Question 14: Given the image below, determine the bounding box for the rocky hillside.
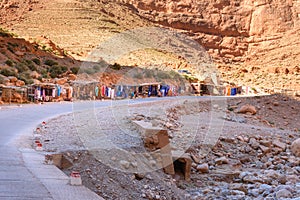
[124,0,300,64]
[0,0,299,90]
[0,27,82,86]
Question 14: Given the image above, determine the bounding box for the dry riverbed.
[36,94,300,199]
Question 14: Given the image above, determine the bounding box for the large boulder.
[68,74,77,81]
[237,104,257,115]
[291,138,300,157]
[15,80,25,87]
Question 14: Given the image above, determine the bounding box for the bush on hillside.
[0,68,17,77]
[15,63,29,73]
[110,63,121,70]
[22,60,37,71]
[70,66,79,74]
[48,65,68,78]
[18,72,34,85]
[5,60,14,67]
[44,59,58,66]
[32,58,41,65]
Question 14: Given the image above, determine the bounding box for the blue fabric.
[231,88,237,96]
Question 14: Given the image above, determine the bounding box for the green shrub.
[32,58,41,65]
[7,42,18,48]
[22,60,37,71]
[70,66,80,74]
[60,65,68,73]
[49,65,62,78]
[48,65,68,78]
[5,59,14,67]
[110,63,121,70]
[15,63,29,73]
[18,75,34,84]
[0,68,17,77]
[7,45,14,53]
[0,28,11,37]
[41,69,49,78]
[44,59,58,66]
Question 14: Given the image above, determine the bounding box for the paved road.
[0,96,224,199]
[0,97,184,199]
[0,101,112,200]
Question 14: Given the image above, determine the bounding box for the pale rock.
[242,174,263,184]
[68,73,77,81]
[259,184,272,194]
[215,156,229,165]
[190,152,200,163]
[291,138,300,157]
[286,175,299,184]
[230,183,248,194]
[249,138,259,150]
[259,145,271,154]
[273,140,286,150]
[8,76,18,83]
[260,139,272,147]
[276,189,292,199]
[120,160,130,169]
[237,104,257,115]
[265,169,280,179]
[196,163,209,173]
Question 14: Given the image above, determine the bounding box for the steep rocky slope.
[124,0,300,64]
[122,0,300,90]
[0,0,299,90]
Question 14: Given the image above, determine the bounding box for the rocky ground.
[36,94,300,199]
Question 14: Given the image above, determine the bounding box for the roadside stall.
[0,86,28,103]
[27,83,61,102]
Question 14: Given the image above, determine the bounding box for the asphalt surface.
[0,96,224,199]
[0,97,182,200]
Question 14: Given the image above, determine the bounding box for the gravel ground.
[36,94,300,199]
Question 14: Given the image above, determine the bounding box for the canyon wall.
[123,0,300,65]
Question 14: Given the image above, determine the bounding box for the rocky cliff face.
[123,0,300,64]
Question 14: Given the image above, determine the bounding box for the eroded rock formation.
[123,0,300,64]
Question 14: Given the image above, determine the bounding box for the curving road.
[0,97,188,199]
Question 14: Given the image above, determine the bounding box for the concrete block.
[172,151,192,181]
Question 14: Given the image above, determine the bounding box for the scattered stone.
[237,136,244,142]
[273,140,286,150]
[230,183,248,194]
[190,152,201,163]
[273,102,279,106]
[276,189,292,199]
[259,145,271,154]
[134,173,145,180]
[215,156,229,165]
[120,160,130,169]
[249,138,260,150]
[237,104,257,115]
[196,163,209,173]
[259,184,272,194]
[278,175,287,184]
[242,174,263,184]
[260,140,272,147]
[291,138,300,157]
[265,170,280,179]
[222,114,247,123]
